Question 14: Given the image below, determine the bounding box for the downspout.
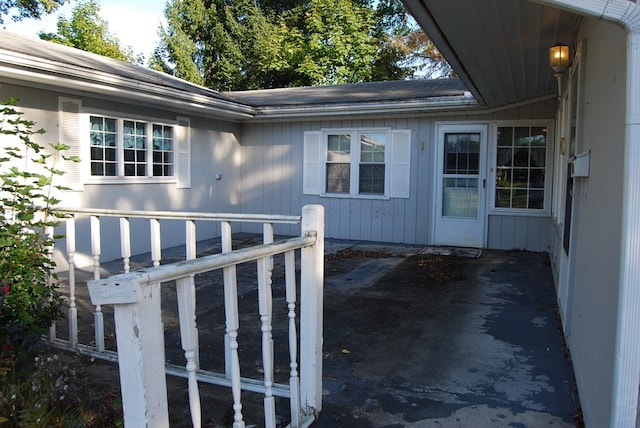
[539,0,640,425]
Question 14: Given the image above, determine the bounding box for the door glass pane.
[444,133,480,174]
[442,132,480,218]
[442,177,478,218]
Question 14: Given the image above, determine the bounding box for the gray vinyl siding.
[239,100,556,247]
[547,17,626,428]
[487,215,550,251]
[0,82,243,265]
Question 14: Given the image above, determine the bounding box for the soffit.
[403,0,582,107]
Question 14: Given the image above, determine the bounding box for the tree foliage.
[38,0,139,63]
[151,0,449,91]
[0,0,65,24]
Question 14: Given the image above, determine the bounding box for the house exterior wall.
[549,17,626,427]
[487,215,550,251]
[239,101,556,249]
[0,82,243,266]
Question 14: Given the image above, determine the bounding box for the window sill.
[320,193,390,201]
[489,208,551,217]
[86,177,177,185]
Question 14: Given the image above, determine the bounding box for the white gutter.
[538,1,640,426]
[249,95,479,120]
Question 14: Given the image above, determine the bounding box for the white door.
[434,124,487,247]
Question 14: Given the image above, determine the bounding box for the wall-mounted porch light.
[549,43,570,98]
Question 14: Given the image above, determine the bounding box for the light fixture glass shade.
[549,44,570,72]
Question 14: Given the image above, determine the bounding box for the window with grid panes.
[325,131,387,196]
[152,124,173,177]
[495,126,547,210]
[89,115,174,179]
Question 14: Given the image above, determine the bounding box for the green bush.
[0,98,79,363]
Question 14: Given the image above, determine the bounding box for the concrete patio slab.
[314,241,580,427]
[54,237,581,427]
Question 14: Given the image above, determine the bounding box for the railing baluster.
[150,218,161,267]
[176,276,201,428]
[258,256,276,428]
[264,222,274,270]
[55,206,323,427]
[46,225,56,341]
[120,217,131,273]
[285,249,301,427]
[222,221,233,379]
[221,221,245,428]
[90,215,105,352]
[66,217,78,347]
[186,220,199,369]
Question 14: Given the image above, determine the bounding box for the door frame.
[432,122,489,248]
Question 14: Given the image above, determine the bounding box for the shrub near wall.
[0,98,77,362]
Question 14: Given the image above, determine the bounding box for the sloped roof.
[0,30,477,120]
[223,78,476,119]
[0,30,255,120]
[0,30,230,101]
[223,78,468,107]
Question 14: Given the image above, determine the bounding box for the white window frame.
[84,110,178,184]
[303,128,410,199]
[488,120,554,216]
[322,128,391,199]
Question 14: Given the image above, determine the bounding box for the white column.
[88,277,169,427]
[612,26,640,428]
[299,204,324,414]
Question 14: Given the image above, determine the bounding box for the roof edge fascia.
[249,95,479,120]
[0,51,256,120]
[243,94,558,123]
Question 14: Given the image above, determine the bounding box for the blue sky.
[2,0,166,59]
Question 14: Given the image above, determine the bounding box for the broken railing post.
[299,204,324,416]
[87,275,169,428]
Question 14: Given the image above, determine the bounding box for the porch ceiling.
[403,0,582,108]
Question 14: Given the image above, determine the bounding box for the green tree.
[38,0,138,63]
[0,0,65,24]
[152,0,420,90]
[285,0,384,85]
[152,0,289,90]
[372,0,452,79]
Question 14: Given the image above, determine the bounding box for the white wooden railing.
[47,205,324,428]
